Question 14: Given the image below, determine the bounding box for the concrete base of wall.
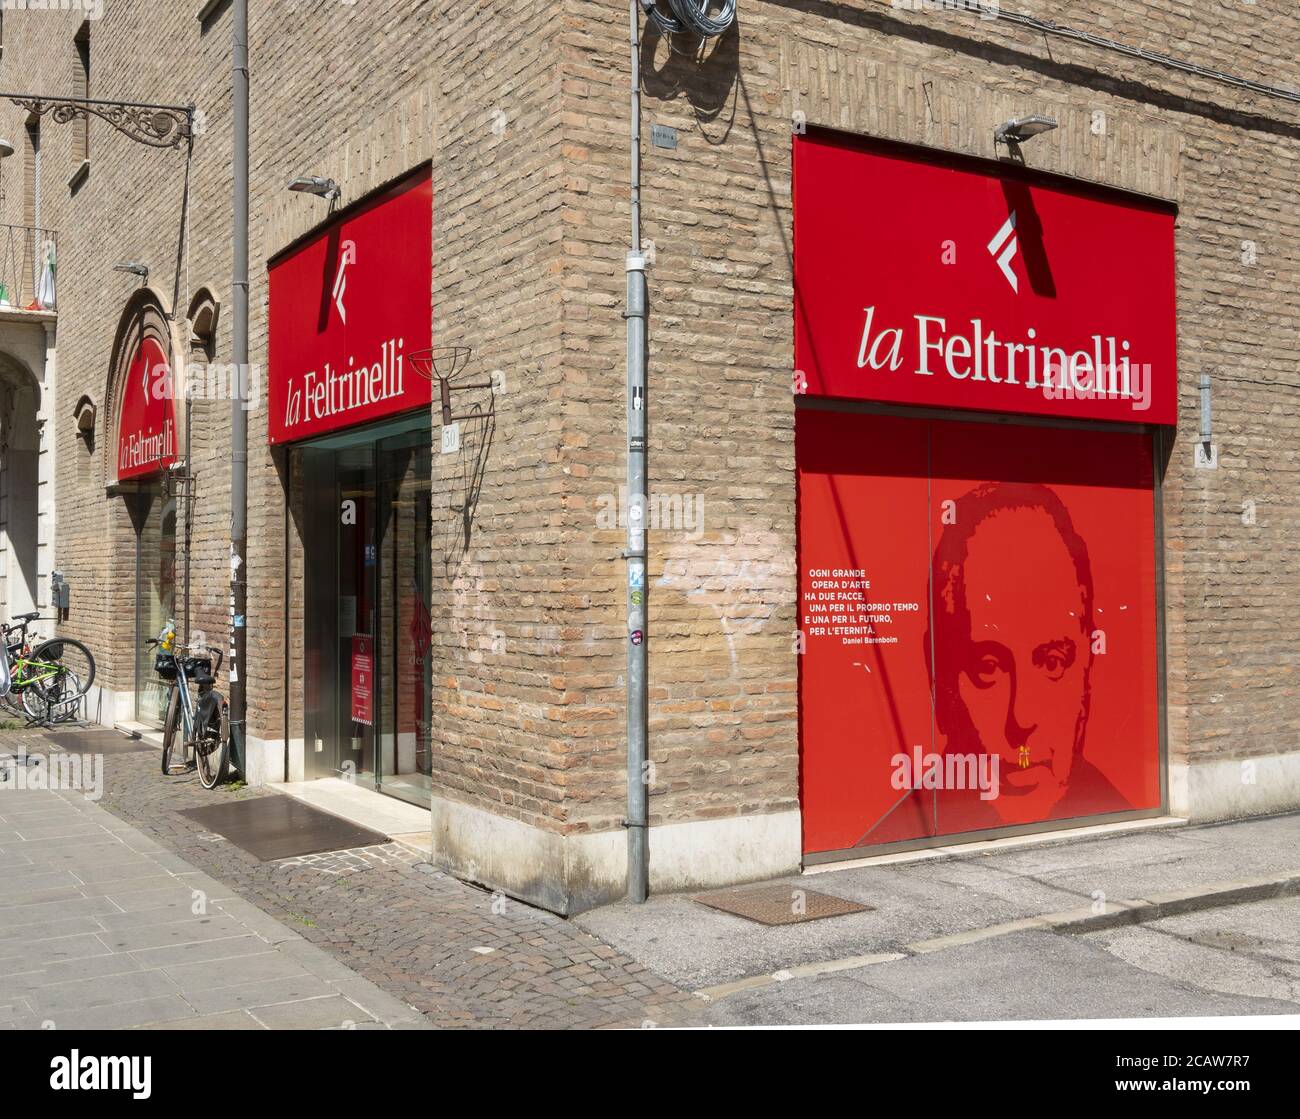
[242,736,307,785]
[245,735,283,786]
[85,684,128,728]
[1170,750,1300,822]
[430,795,802,916]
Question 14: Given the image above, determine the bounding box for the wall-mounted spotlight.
[113,261,150,281]
[288,175,340,201]
[995,115,1059,145]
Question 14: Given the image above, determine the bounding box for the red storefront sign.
[794,131,1170,857]
[793,132,1178,425]
[268,168,432,445]
[351,634,373,726]
[116,335,178,481]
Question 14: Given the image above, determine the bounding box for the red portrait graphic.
[797,409,1162,856]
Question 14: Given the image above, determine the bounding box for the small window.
[74,22,91,166]
[24,119,40,232]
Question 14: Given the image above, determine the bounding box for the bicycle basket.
[154,652,178,680]
[184,657,214,685]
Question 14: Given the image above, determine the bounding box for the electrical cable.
[641,0,736,38]
[961,2,1300,106]
[644,0,1297,105]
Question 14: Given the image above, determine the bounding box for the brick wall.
[0,0,1293,884]
[0,2,449,737]
[553,0,1300,837]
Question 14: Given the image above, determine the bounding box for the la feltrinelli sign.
[794,131,1178,425]
[268,167,432,445]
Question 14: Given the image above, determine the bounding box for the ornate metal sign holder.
[0,92,194,149]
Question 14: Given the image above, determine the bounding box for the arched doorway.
[105,290,186,726]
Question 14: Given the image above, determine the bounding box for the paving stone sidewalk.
[0,744,429,1030]
[1,726,701,1029]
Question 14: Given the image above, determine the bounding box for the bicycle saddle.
[12,612,39,623]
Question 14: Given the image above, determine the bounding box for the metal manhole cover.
[178,796,389,861]
[693,884,871,926]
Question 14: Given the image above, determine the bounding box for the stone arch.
[186,285,221,360]
[104,286,187,489]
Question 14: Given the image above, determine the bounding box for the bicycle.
[2,612,96,725]
[149,622,231,789]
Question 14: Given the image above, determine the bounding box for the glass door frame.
[374,424,434,808]
[131,478,177,727]
[293,411,433,806]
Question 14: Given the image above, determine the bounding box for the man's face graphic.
[955,507,1090,824]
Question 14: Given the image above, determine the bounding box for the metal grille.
[179,796,389,862]
[693,884,871,926]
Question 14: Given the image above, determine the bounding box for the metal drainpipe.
[229,0,249,776]
[624,0,649,903]
[183,393,191,644]
[283,484,290,783]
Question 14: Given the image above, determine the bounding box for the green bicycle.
[1,612,96,725]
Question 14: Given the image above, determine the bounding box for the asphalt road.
[701,896,1300,1026]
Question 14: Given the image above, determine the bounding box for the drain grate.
[178,796,389,861]
[693,883,871,926]
[43,730,154,755]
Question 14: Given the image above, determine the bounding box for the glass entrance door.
[375,428,433,805]
[135,480,176,725]
[296,416,432,803]
[301,439,378,784]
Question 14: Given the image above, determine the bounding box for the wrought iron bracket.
[408,347,497,426]
[1,92,194,149]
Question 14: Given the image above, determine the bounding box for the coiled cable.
[641,0,736,38]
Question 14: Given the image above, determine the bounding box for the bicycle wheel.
[5,653,30,716]
[31,639,95,698]
[21,683,48,723]
[195,695,230,789]
[161,687,183,775]
[3,685,26,717]
[39,671,83,724]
